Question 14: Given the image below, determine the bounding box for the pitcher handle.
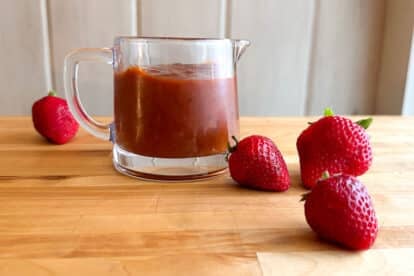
[63,48,113,141]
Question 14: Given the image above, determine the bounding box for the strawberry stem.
[324,107,334,117]
[355,117,373,130]
[48,90,57,97]
[300,192,310,202]
[321,171,330,180]
[227,136,239,153]
[225,136,239,162]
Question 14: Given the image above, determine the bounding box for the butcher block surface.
[0,116,413,275]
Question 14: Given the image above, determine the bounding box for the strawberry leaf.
[356,118,373,130]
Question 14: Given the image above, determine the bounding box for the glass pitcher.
[64,37,250,180]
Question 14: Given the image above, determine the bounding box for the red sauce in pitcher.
[114,64,239,158]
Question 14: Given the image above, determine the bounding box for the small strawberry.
[32,91,79,144]
[297,108,373,189]
[303,173,378,250]
[227,135,290,191]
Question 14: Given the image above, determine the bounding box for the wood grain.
[0,117,413,275]
[0,254,261,276]
[258,248,414,276]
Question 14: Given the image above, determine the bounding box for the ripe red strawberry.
[32,91,79,144]
[227,135,290,191]
[303,173,378,250]
[297,108,373,189]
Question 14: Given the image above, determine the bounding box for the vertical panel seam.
[373,0,388,114]
[137,0,143,35]
[225,0,232,38]
[131,0,138,35]
[219,0,225,37]
[303,0,319,115]
[40,0,54,90]
[219,0,230,38]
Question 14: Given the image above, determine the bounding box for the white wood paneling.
[307,0,385,115]
[140,0,224,37]
[48,0,136,116]
[231,0,313,116]
[0,0,50,115]
[376,0,414,114]
[0,0,410,116]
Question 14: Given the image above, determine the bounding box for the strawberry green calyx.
[356,117,373,130]
[321,107,372,130]
[308,107,334,125]
[324,107,334,117]
[48,90,57,97]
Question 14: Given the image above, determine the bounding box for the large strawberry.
[303,173,378,250]
[297,108,373,189]
[32,91,79,144]
[227,135,290,192]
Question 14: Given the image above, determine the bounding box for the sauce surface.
[114,64,239,158]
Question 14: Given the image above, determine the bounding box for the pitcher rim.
[114,36,249,43]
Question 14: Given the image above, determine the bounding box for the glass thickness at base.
[112,144,228,181]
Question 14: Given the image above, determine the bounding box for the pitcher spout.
[233,39,250,61]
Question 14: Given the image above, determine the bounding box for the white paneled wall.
[376,0,414,114]
[402,33,414,115]
[48,0,135,116]
[0,0,50,115]
[402,31,414,115]
[140,0,224,37]
[307,0,385,115]
[231,0,313,115]
[1,0,412,116]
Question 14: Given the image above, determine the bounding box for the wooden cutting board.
[0,116,413,275]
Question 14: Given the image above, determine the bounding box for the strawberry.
[303,173,378,250]
[32,91,79,144]
[227,135,290,191]
[296,108,373,189]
